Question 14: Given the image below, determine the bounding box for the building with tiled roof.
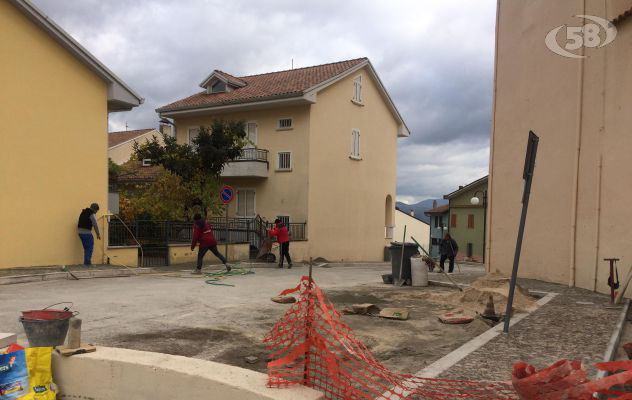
[2,0,142,269]
[157,57,409,262]
[108,128,163,165]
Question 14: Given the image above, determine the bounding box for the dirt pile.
[445,272,537,314]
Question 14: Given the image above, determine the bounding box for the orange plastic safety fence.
[265,277,632,400]
[264,276,519,399]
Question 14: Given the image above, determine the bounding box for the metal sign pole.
[504,131,539,334]
[225,203,229,259]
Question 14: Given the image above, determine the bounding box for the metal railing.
[108,218,307,249]
[233,148,268,162]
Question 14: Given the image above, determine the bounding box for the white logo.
[545,15,617,58]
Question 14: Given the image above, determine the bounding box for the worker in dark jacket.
[269,219,292,269]
[439,233,459,273]
[191,214,231,274]
[77,203,101,266]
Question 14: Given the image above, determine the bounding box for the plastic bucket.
[411,256,428,287]
[20,317,70,347]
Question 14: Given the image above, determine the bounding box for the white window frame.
[350,129,361,160]
[141,159,152,167]
[236,188,256,218]
[276,151,292,171]
[277,117,293,131]
[188,126,200,146]
[244,121,257,147]
[352,75,363,105]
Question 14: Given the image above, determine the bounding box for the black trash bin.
[389,242,418,283]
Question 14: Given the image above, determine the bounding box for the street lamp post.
[470,190,487,263]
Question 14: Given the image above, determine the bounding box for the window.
[277,216,290,226]
[141,159,152,167]
[352,75,362,103]
[468,214,475,229]
[211,80,226,93]
[236,190,255,217]
[451,214,457,228]
[244,122,257,147]
[277,152,291,170]
[188,127,200,146]
[351,129,361,159]
[431,238,439,245]
[277,118,293,130]
[434,216,439,228]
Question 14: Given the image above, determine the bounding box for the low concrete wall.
[169,243,250,264]
[107,243,251,267]
[52,347,323,400]
[106,246,138,267]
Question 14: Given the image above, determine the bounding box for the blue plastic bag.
[0,350,29,399]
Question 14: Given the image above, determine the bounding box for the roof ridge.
[109,128,154,135]
[236,57,368,79]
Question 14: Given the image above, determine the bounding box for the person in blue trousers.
[77,203,101,266]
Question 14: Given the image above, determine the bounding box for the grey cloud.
[32,0,496,203]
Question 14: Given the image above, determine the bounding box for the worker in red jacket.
[269,218,292,269]
[191,213,231,274]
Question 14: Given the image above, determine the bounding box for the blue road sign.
[220,185,235,204]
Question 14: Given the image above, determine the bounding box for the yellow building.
[0,0,143,268]
[488,1,632,295]
[393,208,430,251]
[157,58,409,262]
[109,129,163,165]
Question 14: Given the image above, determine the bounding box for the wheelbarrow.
[256,237,279,263]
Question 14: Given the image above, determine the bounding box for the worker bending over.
[269,219,293,269]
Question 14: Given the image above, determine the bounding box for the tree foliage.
[126,120,247,219]
[133,120,247,180]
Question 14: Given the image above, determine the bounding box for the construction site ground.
[0,262,623,381]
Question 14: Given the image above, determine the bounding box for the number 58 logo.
[545,15,617,58]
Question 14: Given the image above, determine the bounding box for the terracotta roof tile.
[111,160,163,184]
[108,129,155,148]
[157,58,368,113]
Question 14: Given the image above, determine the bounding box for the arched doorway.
[385,195,394,238]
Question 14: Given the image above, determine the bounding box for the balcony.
[220,148,269,178]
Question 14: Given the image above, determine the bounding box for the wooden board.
[56,343,96,356]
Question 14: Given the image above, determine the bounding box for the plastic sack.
[0,349,29,399]
[20,347,56,400]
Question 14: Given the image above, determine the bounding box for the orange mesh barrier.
[265,276,632,400]
[264,276,519,399]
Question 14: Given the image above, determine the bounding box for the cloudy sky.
[33,0,496,204]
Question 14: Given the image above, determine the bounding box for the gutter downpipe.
[486,0,501,273]
[569,3,586,288]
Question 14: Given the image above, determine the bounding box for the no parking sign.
[219,185,235,204]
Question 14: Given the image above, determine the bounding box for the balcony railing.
[233,148,268,162]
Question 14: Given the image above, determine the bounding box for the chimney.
[410,210,415,217]
[459,185,464,189]
[432,200,437,208]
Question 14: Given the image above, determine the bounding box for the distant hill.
[396,199,448,224]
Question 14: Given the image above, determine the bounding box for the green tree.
[132,120,247,217]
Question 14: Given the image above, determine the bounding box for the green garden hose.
[204,267,254,286]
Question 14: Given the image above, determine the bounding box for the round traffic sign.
[219,185,235,204]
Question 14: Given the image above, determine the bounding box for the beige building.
[488,0,632,295]
[108,129,162,165]
[1,0,142,268]
[394,208,430,250]
[157,58,409,262]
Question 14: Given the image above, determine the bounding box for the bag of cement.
[0,348,29,399]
